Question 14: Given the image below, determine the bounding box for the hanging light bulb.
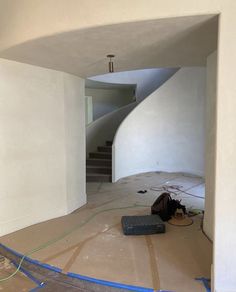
[107,54,115,73]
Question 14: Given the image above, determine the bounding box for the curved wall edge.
[86,102,137,155]
[113,67,206,182]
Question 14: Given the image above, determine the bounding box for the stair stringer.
[112,67,206,182]
[86,102,137,156]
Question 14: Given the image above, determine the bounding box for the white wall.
[203,51,217,242]
[85,96,93,125]
[90,68,178,102]
[64,73,86,213]
[113,67,206,182]
[85,87,134,120]
[1,3,236,290]
[86,102,136,155]
[0,58,86,236]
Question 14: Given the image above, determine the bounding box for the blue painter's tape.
[9,258,46,292]
[0,243,172,292]
[25,257,62,273]
[195,277,211,292]
[11,260,43,286]
[67,272,154,292]
[29,283,46,292]
[0,243,23,258]
[0,243,61,273]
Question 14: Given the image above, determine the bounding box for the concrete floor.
[0,172,212,291]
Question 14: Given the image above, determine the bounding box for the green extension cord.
[0,203,149,282]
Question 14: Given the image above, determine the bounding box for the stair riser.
[86,159,112,166]
[89,153,112,159]
[86,167,112,174]
[86,175,112,182]
[97,146,112,153]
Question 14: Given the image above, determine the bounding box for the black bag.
[151,192,186,221]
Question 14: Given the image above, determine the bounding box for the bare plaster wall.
[0,58,86,235]
[85,87,134,120]
[90,68,178,102]
[113,67,206,181]
[0,1,236,290]
[86,102,136,155]
[64,73,86,213]
[204,51,217,242]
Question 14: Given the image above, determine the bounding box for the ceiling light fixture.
[107,54,115,73]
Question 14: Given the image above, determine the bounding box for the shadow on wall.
[112,67,206,182]
[89,68,178,102]
[0,58,86,236]
[86,102,137,156]
[85,68,178,158]
[0,16,217,78]
[85,80,136,121]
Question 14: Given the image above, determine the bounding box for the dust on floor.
[0,172,212,292]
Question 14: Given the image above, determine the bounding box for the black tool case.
[121,215,165,235]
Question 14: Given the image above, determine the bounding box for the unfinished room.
[0,1,236,292]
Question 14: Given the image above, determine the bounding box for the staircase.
[86,141,112,182]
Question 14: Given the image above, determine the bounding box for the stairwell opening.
[84,46,218,292]
[0,11,220,292]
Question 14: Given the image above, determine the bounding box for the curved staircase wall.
[90,68,178,102]
[86,102,136,156]
[85,81,136,121]
[112,67,206,182]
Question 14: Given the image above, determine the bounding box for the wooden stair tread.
[87,142,113,182]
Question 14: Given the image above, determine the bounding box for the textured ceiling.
[0,15,218,77]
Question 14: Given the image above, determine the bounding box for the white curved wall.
[85,86,135,120]
[86,102,136,155]
[204,51,217,241]
[0,58,86,236]
[0,2,236,290]
[90,68,178,102]
[113,67,206,182]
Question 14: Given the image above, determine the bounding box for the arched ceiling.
[0,15,218,77]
